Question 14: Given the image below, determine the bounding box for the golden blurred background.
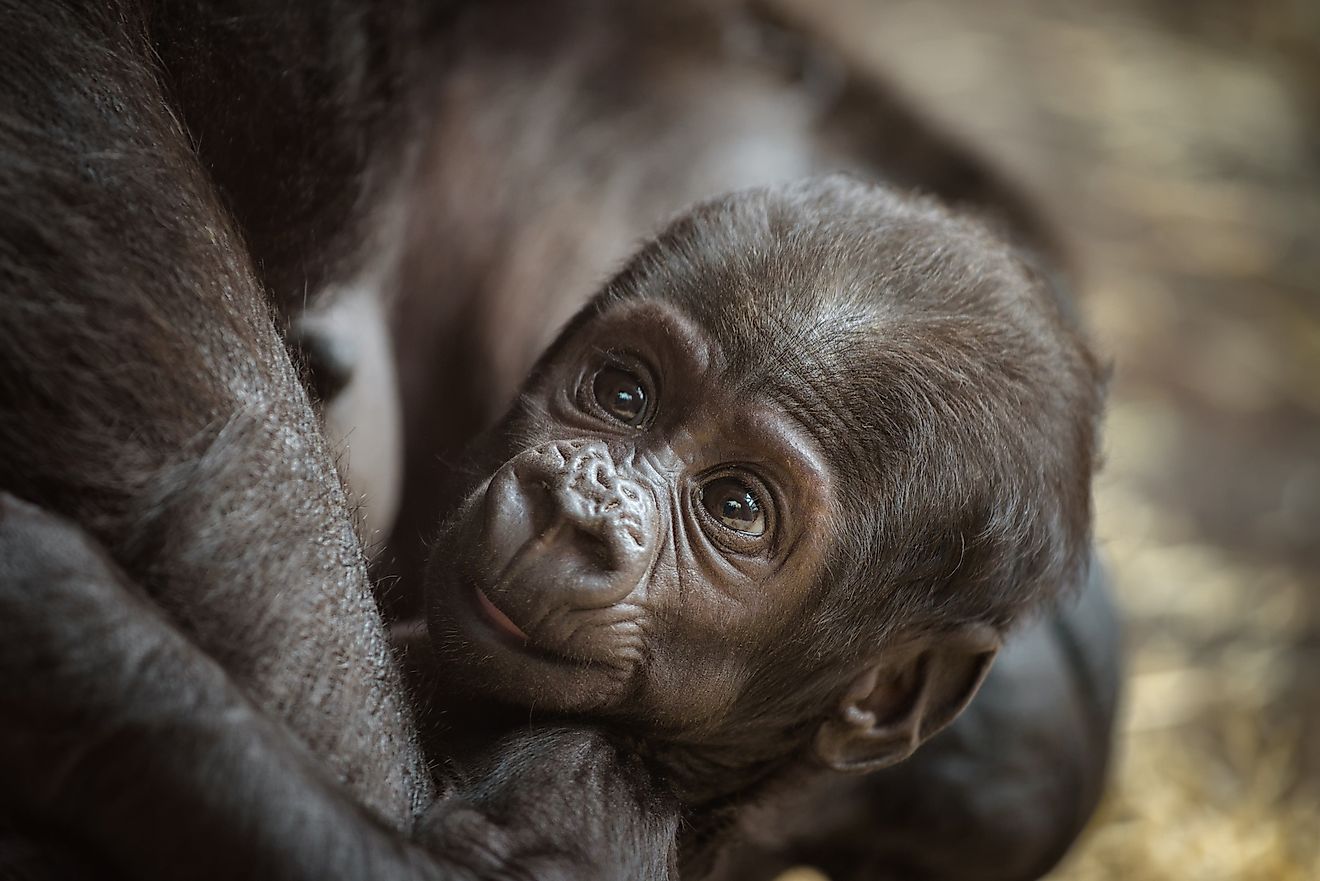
[773,0,1320,878]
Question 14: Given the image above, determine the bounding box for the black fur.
[0,3,1112,879]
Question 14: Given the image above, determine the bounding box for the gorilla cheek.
[640,641,748,731]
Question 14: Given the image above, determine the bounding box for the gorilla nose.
[519,441,650,565]
[486,440,658,607]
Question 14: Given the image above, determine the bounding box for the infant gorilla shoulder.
[425,175,1104,795]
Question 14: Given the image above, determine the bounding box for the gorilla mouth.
[474,586,530,642]
[463,583,621,672]
[467,585,580,665]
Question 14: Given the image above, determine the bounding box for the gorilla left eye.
[700,476,766,536]
[592,366,648,426]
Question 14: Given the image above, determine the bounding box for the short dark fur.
[363,8,1116,874]
[413,178,1105,873]
[609,180,1097,620]
[608,179,1099,725]
[0,496,677,881]
[0,0,429,821]
[2,1,1110,879]
[709,559,1122,881]
[0,3,675,879]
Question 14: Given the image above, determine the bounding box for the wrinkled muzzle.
[478,440,660,639]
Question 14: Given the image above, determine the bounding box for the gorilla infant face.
[426,176,1101,765]
[429,297,837,728]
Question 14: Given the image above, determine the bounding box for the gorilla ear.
[812,624,1001,773]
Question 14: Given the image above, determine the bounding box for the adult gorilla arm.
[0,1,427,824]
[0,5,677,878]
[0,496,677,881]
[0,495,435,879]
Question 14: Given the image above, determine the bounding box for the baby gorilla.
[415,175,1105,857]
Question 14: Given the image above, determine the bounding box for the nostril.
[572,526,613,570]
[510,465,557,538]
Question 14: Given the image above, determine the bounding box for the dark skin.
[396,176,1106,874]
[1,1,1108,878]
[341,8,1115,874]
[376,0,1065,586]
[2,99,1104,876]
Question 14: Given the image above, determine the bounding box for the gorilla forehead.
[599,176,1074,476]
[588,176,1101,638]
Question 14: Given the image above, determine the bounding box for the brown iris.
[700,476,766,536]
[593,366,648,426]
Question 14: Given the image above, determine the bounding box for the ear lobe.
[813,623,1002,773]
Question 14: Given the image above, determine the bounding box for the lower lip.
[462,586,589,669]
[474,587,531,643]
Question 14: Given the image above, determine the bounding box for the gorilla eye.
[592,366,648,426]
[700,476,766,536]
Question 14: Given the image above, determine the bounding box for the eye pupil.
[593,366,647,425]
[701,476,766,536]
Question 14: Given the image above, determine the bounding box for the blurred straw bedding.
[770,0,1320,878]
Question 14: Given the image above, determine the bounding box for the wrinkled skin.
[407,178,1107,875]
[379,0,1064,609]
[0,0,1113,878]
[427,300,838,726]
[336,11,1117,872]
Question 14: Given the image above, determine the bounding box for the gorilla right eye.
[592,366,648,426]
[700,476,767,536]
